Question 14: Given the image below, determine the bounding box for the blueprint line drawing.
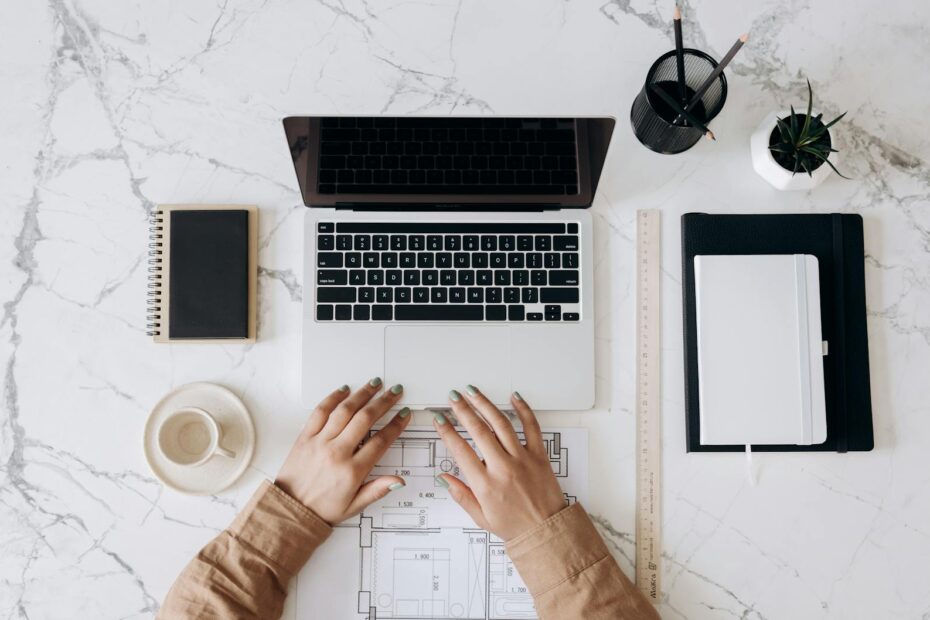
[296,426,588,620]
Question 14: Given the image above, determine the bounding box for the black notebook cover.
[168,210,250,339]
[681,213,874,453]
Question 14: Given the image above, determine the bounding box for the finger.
[432,410,486,482]
[446,390,507,462]
[340,384,405,446]
[302,385,351,437]
[320,377,383,438]
[463,384,523,455]
[355,406,413,466]
[511,391,545,454]
[344,476,406,517]
[437,474,490,530]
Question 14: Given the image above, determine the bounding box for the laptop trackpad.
[384,325,511,407]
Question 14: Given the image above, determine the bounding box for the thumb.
[345,476,404,517]
[439,474,491,531]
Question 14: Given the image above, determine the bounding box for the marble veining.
[2,0,929,618]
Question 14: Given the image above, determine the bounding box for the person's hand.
[432,386,567,540]
[275,378,412,524]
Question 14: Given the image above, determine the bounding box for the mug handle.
[215,445,237,459]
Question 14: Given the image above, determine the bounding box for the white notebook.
[695,254,827,446]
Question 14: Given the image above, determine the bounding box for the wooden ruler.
[635,209,662,602]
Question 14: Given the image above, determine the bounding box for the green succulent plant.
[770,80,849,178]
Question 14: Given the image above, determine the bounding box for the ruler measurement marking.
[635,209,661,602]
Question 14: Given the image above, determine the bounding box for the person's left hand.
[275,378,411,524]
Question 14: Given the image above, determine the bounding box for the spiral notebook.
[147,205,257,343]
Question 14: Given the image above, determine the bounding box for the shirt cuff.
[504,502,609,596]
[228,480,333,577]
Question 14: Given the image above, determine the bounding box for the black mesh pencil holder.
[631,49,727,154]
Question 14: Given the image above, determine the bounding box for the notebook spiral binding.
[146,208,165,336]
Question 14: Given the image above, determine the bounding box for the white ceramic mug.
[157,407,236,466]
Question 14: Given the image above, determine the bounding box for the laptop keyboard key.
[359,287,375,303]
[527,312,543,321]
[467,288,484,303]
[486,305,506,321]
[548,270,580,286]
[318,270,347,285]
[317,252,343,268]
[508,305,525,321]
[336,234,352,250]
[541,288,579,303]
[317,305,334,320]
[487,288,502,304]
[345,253,362,268]
[395,305,483,321]
[413,288,429,303]
[396,287,411,303]
[553,235,579,251]
[563,253,579,268]
[353,305,370,321]
[544,305,561,321]
[318,235,335,250]
[563,312,580,321]
[431,288,448,303]
[354,235,371,250]
[318,287,356,303]
[335,305,352,320]
[521,288,539,304]
[373,305,393,321]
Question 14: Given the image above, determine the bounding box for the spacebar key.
[394,305,484,321]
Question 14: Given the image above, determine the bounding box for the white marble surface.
[2,1,929,618]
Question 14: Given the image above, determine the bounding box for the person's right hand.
[432,386,567,540]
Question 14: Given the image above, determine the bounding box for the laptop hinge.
[334,203,556,212]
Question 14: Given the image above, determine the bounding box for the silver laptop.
[283,116,615,410]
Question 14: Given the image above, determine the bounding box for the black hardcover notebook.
[681,213,873,452]
[147,205,257,342]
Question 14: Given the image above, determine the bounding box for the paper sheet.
[296,426,588,619]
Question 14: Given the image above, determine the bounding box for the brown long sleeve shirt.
[159,481,659,620]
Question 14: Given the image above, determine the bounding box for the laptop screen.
[283,116,615,210]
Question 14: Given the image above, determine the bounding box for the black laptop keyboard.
[315,222,581,322]
[317,117,579,195]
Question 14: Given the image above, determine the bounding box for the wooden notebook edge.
[152,204,258,344]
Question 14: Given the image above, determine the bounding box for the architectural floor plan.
[296,426,588,620]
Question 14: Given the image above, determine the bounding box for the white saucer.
[144,382,255,495]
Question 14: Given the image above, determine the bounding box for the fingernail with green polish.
[435,475,449,488]
[369,376,382,387]
[388,482,405,491]
[433,411,448,425]
[391,383,403,395]
[398,407,411,419]
[449,389,462,402]
[465,384,478,396]
[512,391,523,401]
[338,384,350,392]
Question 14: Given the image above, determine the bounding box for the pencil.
[673,5,686,105]
[677,33,748,123]
[650,83,715,141]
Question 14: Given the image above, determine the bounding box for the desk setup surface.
[2,2,929,619]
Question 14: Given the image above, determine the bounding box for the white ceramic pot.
[750,110,837,191]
